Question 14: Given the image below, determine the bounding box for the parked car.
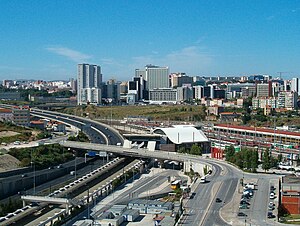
[240,200,250,205]
[239,204,249,209]
[268,206,274,211]
[237,212,247,217]
[270,185,276,191]
[14,141,21,145]
[267,212,275,218]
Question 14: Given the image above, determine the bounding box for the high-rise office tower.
[77,63,102,105]
[291,78,300,95]
[136,65,170,90]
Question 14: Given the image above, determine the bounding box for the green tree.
[178,147,186,153]
[190,144,202,155]
[278,154,283,163]
[234,152,244,169]
[262,149,271,171]
[225,145,235,162]
[250,150,259,172]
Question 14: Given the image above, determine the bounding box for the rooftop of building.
[282,174,300,184]
[122,209,139,216]
[30,120,45,124]
[153,125,209,144]
[128,199,173,208]
[0,108,12,113]
[12,105,30,110]
[219,112,241,115]
[215,124,300,138]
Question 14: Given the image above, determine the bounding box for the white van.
[200,176,206,183]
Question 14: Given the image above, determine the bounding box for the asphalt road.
[30,109,123,145]
[181,163,229,226]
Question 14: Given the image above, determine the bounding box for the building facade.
[77,63,102,105]
[144,65,169,90]
[12,106,30,127]
[291,77,300,95]
[149,88,177,104]
[256,83,271,98]
[281,175,300,214]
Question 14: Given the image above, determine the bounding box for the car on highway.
[190,192,196,199]
[215,198,222,203]
[237,212,247,217]
[57,164,62,169]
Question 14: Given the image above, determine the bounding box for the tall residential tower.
[77,63,102,105]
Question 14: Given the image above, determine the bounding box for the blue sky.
[0,0,299,81]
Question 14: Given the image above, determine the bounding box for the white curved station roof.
[153,125,209,144]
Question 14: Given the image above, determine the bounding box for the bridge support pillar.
[23,200,26,207]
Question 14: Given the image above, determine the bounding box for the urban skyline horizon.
[1,66,298,83]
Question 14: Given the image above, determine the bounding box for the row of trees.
[261,149,280,171]
[225,145,281,172]
[8,144,72,168]
[225,146,258,172]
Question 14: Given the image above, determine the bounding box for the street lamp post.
[74,157,77,180]
[87,186,90,219]
[32,161,36,195]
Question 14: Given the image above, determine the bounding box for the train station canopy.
[153,125,209,144]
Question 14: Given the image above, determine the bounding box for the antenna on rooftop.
[277,72,292,79]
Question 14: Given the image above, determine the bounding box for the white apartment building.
[80,88,102,105]
[291,78,300,95]
[194,85,203,99]
[77,64,102,105]
[278,91,298,110]
[252,91,298,110]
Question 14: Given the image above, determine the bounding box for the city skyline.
[1,0,300,81]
